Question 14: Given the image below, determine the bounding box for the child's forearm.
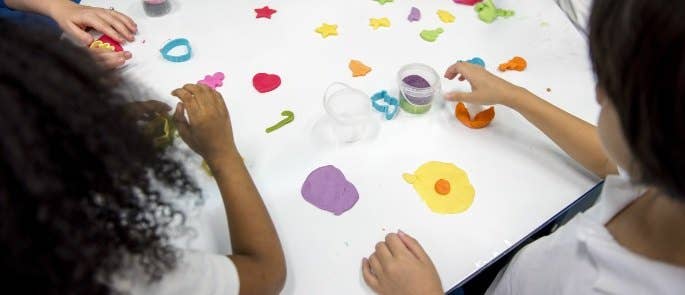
[208,151,286,295]
[4,0,74,17]
[507,88,618,178]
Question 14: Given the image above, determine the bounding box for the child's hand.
[362,232,443,295]
[443,61,524,107]
[89,48,132,70]
[50,2,137,45]
[171,84,238,163]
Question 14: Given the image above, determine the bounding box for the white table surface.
[82,0,600,293]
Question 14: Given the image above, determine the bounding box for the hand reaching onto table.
[50,1,137,45]
[362,232,443,295]
[443,61,525,107]
[171,83,238,163]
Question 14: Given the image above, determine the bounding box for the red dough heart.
[253,73,281,93]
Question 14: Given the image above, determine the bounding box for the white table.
[82,0,599,293]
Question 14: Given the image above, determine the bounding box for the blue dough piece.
[160,38,192,62]
[371,90,400,120]
[466,57,485,67]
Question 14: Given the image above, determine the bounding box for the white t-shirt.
[555,0,593,33]
[486,175,685,294]
[114,250,240,295]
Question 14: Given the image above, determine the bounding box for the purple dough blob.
[401,75,433,105]
[408,7,421,22]
[301,165,359,216]
[402,75,430,88]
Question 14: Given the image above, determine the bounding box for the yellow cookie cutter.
[89,40,115,51]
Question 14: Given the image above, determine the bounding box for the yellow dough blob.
[403,161,475,214]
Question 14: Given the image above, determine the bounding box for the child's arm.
[444,62,618,178]
[172,84,286,295]
[5,0,137,44]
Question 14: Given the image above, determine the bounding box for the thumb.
[173,103,191,140]
[443,91,475,102]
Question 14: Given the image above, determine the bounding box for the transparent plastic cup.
[143,0,171,17]
[323,82,374,143]
[397,63,441,114]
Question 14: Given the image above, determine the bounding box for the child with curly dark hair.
[0,20,285,295]
[362,0,685,294]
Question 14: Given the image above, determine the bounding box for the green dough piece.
[266,110,295,133]
[143,115,176,149]
[475,0,514,24]
[420,28,444,42]
[375,0,394,5]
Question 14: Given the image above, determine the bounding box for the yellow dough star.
[369,17,391,30]
[315,23,338,38]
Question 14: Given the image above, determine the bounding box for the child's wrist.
[46,0,76,19]
[206,149,242,174]
[503,86,531,110]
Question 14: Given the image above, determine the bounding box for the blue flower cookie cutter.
[371,90,399,120]
[160,38,192,62]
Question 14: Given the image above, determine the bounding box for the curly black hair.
[0,21,200,294]
[589,0,685,200]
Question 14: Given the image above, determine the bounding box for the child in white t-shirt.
[361,1,685,294]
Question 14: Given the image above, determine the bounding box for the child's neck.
[607,188,685,267]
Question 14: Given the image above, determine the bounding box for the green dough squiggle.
[266,110,295,133]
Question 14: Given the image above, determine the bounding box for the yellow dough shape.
[369,17,391,30]
[437,10,456,23]
[315,23,339,38]
[89,40,115,51]
[403,161,475,214]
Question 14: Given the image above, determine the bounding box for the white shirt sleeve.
[118,250,240,295]
[555,0,593,33]
[485,176,685,295]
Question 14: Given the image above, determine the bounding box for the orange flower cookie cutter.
[455,102,495,129]
[498,56,527,72]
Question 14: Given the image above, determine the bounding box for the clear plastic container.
[143,0,171,17]
[397,63,441,114]
[323,82,374,143]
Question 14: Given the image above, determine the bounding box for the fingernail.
[398,230,406,236]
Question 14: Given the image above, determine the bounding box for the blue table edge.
[446,181,604,294]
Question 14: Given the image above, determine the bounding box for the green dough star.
[375,0,394,5]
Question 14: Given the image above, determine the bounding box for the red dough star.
[255,6,277,19]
